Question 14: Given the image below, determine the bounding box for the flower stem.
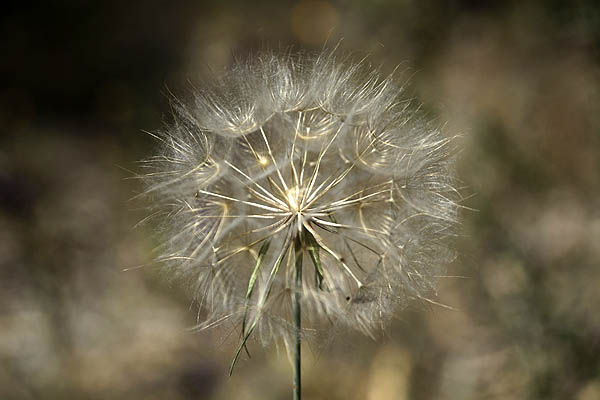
[292,234,303,400]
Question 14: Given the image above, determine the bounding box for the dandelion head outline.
[142,49,460,353]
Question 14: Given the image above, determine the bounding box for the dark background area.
[2,1,599,399]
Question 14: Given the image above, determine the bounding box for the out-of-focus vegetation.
[1,1,599,399]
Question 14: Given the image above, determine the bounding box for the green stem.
[292,233,303,400]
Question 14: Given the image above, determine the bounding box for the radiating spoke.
[311,217,388,236]
[315,187,392,213]
[301,121,345,208]
[197,189,283,213]
[224,160,288,209]
[303,127,391,209]
[260,126,290,192]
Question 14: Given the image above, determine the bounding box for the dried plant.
[141,49,460,398]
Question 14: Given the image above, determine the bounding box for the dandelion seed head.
[142,49,460,348]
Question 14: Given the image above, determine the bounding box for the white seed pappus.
[141,50,460,349]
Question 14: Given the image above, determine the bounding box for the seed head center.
[286,186,302,214]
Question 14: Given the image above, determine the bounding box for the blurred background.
[1,1,599,399]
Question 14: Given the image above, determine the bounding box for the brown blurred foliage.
[1,1,599,399]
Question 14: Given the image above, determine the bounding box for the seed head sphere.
[143,50,460,349]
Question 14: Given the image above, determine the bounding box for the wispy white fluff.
[141,49,460,348]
